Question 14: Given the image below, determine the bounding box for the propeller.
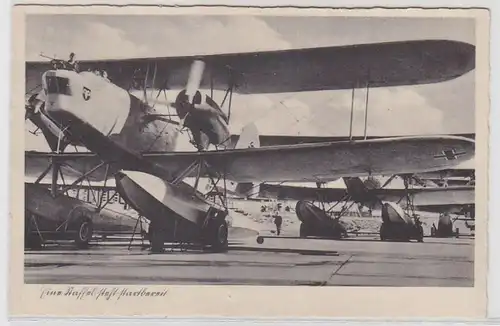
[176,60,206,130]
[139,60,205,128]
[185,60,205,103]
[25,93,41,121]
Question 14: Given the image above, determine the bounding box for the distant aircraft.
[25,182,141,248]
[24,40,475,251]
[254,175,474,241]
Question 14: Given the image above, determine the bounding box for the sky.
[24,15,476,153]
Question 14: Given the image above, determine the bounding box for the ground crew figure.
[274,215,283,236]
[431,222,437,237]
[66,52,78,71]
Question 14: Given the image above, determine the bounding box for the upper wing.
[26,40,475,95]
[144,135,475,183]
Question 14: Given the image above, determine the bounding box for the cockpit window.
[45,76,72,95]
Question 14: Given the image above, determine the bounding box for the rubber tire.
[299,222,310,238]
[204,218,229,252]
[417,225,424,242]
[149,222,165,254]
[379,223,387,241]
[74,218,93,249]
[24,211,42,250]
[25,233,42,250]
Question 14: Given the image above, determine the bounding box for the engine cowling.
[25,91,76,151]
[173,89,231,150]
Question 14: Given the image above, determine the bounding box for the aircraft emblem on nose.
[82,87,91,101]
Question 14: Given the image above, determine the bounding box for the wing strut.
[363,82,371,140]
[348,86,355,140]
[348,80,371,140]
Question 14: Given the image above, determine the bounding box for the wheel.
[67,206,94,249]
[24,211,43,250]
[299,222,310,238]
[417,225,424,242]
[203,217,229,252]
[148,221,165,253]
[256,236,264,244]
[74,218,93,249]
[379,223,387,241]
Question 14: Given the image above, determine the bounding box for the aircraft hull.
[295,200,347,238]
[379,202,423,242]
[114,170,213,237]
[430,213,457,238]
[380,201,414,224]
[295,200,331,225]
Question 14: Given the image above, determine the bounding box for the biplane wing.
[25,152,111,182]
[346,178,474,207]
[26,40,475,95]
[27,135,474,184]
[230,133,475,147]
[252,179,474,206]
[144,135,475,183]
[416,168,475,180]
[256,179,474,216]
[345,176,474,215]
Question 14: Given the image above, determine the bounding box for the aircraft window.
[45,76,72,95]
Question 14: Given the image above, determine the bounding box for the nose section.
[42,69,82,125]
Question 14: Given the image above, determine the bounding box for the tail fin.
[229,123,260,198]
[234,182,256,198]
[343,177,370,201]
[234,122,260,149]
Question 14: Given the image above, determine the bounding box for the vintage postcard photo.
[9,5,490,318]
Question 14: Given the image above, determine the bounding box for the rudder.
[234,122,260,149]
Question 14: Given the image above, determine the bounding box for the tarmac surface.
[24,234,474,287]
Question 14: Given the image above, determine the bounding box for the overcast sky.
[25,15,476,152]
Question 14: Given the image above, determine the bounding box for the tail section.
[234,122,260,149]
[234,182,256,198]
[230,123,260,198]
[343,177,370,201]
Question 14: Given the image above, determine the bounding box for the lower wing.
[145,135,475,183]
[26,135,475,184]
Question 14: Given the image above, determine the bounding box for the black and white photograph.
[15,7,489,305]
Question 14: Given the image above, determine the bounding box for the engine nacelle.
[25,91,79,151]
[174,89,231,150]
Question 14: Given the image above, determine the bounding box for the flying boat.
[24,39,476,252]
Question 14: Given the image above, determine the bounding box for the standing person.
[274,215,283,236]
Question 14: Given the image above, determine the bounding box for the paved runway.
[24,235,474,287]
